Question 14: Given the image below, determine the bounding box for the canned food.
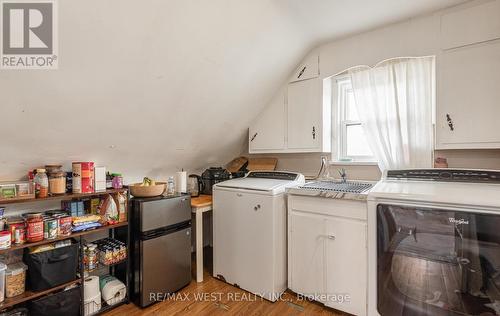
[57,216,72,236]
[43,218,58,239]
[26,216,44,242]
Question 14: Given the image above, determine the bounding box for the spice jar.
[34,169,49,198]
[25,213,44,243]
[48,171,66,195]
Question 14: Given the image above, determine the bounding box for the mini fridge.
[130,194,192,307]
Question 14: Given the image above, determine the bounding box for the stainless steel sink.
[299,180,373,194]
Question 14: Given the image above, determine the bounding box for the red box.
[72,162,94,193]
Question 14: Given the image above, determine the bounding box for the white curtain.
[348,57,435,171]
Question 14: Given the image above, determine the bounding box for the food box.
[72,162,94,194]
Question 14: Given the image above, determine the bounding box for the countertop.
[191,194,212,208]
[286,180,378,201]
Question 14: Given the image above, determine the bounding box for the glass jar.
[48,171,66,195]
[111,173,123,189]
[34,169,49,198]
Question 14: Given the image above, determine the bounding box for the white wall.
[249,0,500,179]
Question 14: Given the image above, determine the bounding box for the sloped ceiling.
[0,0,465,182]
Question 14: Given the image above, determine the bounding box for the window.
[333,77,376,163]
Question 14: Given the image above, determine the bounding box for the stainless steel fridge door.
[140,196,191,232]
[140,227,192,306]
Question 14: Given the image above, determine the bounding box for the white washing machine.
[213,171,305,301]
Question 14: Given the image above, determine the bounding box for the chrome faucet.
[338,168,347,183]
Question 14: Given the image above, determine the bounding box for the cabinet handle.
[297,66,307,79]
[250,132,258,142]
[446,114,454,131]
[312,126,316,140]
[327,235,335,240]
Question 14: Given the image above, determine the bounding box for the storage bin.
[23,241,79,291]
[5,262,27,298]
[28,286,81,316]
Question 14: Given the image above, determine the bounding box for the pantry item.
[0,207,4,230]
[0,250,22,265]
[66,171,73,193]
[72,162,95,193]
[25,214,44,243]
[44,165,62,174]
[98,195,118,224]
[57,215,72,236]
[167,176,175,195]
[34,169,49,198]
[0,231,11,249]
[94,166,106,192]
[43,217,58,240]
[106,172,113,189]
[83,244,98,271]
[14,227,25,245]
[0,184,16,199]
[115,192,127,222]
[0,262,6,302]
[5,262,27,298]
[129,181,166,198]
[111,173,123,189]
[99,275,126,306]
[48,171,66,195]
[15,182,32,197]
[7,217,25,243]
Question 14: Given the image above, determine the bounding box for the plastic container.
[0,231,11,250]
[0,262,7,302]
[5,262,27,298]
[34,169,49,198]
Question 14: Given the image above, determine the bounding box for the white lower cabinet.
[288,195,367,316]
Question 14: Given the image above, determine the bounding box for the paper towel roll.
[175,171,187,193]
[84,276,100,301]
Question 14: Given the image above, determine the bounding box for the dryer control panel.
[386,169,500,183]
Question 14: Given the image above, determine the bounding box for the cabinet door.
[436,40,500,149]
[325,217,367,316]
[287,78,322,150]
[289,54,319,83]
[288,211,326,299]
[248,89,286,153]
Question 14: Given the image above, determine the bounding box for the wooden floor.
[105,249,347,316]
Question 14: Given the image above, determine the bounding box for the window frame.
[332,76,377,165]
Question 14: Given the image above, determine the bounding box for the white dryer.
[213,171,305,301]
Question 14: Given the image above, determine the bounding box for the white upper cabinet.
[441,0,500,50]
[289,54,319,83]
[249,57,330,153]
[436,1,500,149]
[436,40,500,149]
[248,89,286,153]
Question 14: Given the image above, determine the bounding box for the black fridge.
[130,194,192,307]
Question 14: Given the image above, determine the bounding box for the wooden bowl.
[129,182,166,197]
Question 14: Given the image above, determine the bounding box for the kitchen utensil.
[188,175,203,197]
[226,157,248,173]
